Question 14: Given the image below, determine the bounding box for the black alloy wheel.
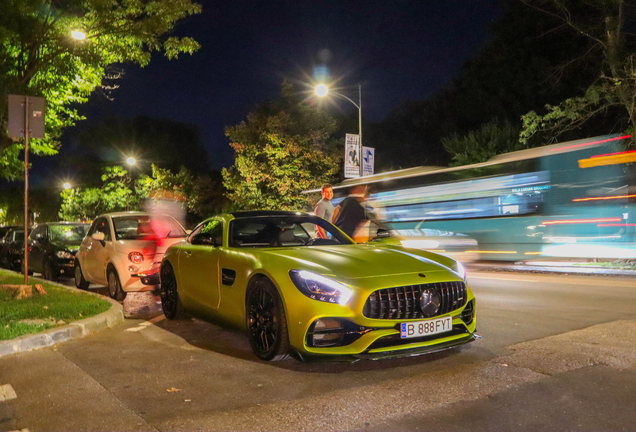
[74,261,89,290]
[107,268,127,301]
[246,278,291,361]
[160,263,185,319]
[43,260,56,281]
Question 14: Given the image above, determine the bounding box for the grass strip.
[0,270,111,340]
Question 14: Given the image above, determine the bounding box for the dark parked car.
[0,227,29,271]
[25,222,90,280]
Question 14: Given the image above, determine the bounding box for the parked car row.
[0,226,30,272]
[0,211,188,302]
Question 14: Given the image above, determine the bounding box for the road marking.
[0,384,17,401]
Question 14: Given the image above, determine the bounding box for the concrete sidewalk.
[0,278,124,357]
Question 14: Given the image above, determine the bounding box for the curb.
[0,277,124,357]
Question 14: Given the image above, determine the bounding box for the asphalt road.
[1,271,635,432]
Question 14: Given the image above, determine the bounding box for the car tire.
[245,277,291,361]
[107,267,127,301]
[74,261,90,290]
[43,260,57,282]
[160,263,185,320]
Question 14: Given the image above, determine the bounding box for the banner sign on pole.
[362,146,374,177]
[344,134,360,178]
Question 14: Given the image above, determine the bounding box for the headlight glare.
[289,270,352,305]
[56,250,73,259]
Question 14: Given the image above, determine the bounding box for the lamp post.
[315,84,363,177]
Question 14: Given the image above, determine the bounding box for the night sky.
[57,0,502,175]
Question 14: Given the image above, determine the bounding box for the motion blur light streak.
[465,250,517,254]
[541,218,622,225]
[524,252,542,255]
[590,149,636,158]
[597,223,636,227]
[573,194,636,202]
[578,150,636,168]
[550,134,631,152]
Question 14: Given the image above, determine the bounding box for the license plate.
[400,316,452,339]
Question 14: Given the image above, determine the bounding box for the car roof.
[229,210,311,218]
[100,211,150,218]
[39,221,89,225]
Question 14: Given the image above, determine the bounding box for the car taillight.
[128,251,144,263]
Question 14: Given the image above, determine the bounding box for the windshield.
[49,225,89,243]
[113,215,186,240]
[229,215,353,248]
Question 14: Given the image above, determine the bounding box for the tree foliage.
[0,0,202,180]
[222,81,341,211]
[369,0,600,168]
[59,166,139,220]
[137,164,228,226]
[519,0,636,148]
[443,120,525,166]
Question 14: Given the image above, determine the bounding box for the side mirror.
[191,232,220,247]
[375,228,392,239]
[92,232,105,242]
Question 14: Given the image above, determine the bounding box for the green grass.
[0,270,111,341]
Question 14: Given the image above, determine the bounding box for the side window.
[200,219,223,245]
[96,218,112,241]
[31,225,46,240]
[87,219,99,236]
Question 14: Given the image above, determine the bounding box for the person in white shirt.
[314,183,334,238]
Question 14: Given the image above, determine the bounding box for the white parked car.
[75,211,187,300]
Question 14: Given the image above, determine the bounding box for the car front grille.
[363,281,467,320]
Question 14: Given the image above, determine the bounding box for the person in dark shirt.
[332,185,373,240]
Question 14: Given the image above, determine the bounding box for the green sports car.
[160,211,479,361]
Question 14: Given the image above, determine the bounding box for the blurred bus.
[323,134,636,261]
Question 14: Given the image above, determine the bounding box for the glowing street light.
[315,84,363,177]
[126,157,136,166]
[63,182,71,190]
[71,30,86,40]
[315,84,329,97]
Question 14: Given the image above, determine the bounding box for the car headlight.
[56,250,74,259]
[452,261,467,282]
[128,251,144,264]
[289,270,353,305]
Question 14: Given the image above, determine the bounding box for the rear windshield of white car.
[112,216,186,240]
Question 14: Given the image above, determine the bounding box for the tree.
[223,81,342,211]
[443,119,525,166]
[370,0,601,168]
[72,116,211,176]
[0,0,202,180]
[59,166,139,220]
[519,0,636,148]
[138,164,228,227]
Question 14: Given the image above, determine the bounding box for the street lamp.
[315,84,363,177]
[71,30,86,40]
[126,157,136,166]
[63,182,71,190]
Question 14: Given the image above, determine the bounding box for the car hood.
[113,237,185,257]
[260,244,453,279]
